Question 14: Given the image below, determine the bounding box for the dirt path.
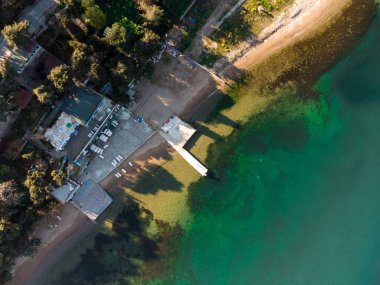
[187,0,235,59]
[7,204,91,285]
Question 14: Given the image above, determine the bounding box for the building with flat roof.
[44,87,109,152]
[0,41,42,74]
[71,179,113,221]
[44,112,81,151]
[61,87,104,126]
[52,178,113,221]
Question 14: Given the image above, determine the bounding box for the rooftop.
[51,180,80,202]
[61,87,104,125]
[160,116,196,148]
[44,112,81,151]
[71,179,113,221]
[0,41,42,74]
[65,97,115,161]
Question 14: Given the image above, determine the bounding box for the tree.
[33,85,56,105]
[21,151,36,160]
[0,60,14,80]
[104,23,127,47]
[0,165,10,182]
[62,0,77,8]
[24,170,49,206]
[68,40,91,52]
[83,5,106,30]
[68,41,92,77]
[111,61,129,94]
[0,180,24,208]
[51,170,67,186]
[112,61,129,82]
[138,2,164,27]
[1,20,30,48]
[81,0,94,8]
[0,218,20,242]
[71,48,88,75]
[0,95,14,121]
[48,65,73,93]
[90,62,106,84]
[138,29,161,55]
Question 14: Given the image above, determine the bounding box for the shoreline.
[6,0,375,284]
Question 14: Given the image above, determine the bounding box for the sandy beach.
[222,0,350,79]
[6,0,357,284]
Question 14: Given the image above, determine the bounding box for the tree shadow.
[214,113,241,128]
[130,166,184,194]
[243,119,309,154]
[49,198,182,285]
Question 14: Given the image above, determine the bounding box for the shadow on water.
[187,94,313,215]
[130,166,184,194]
[49,199,183,285]
[49,199,156,285]
[185,94,240,149]
[247,119,309,152]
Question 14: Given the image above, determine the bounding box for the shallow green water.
[163,10,380,285]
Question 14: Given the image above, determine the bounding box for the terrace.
[76,106,154,183]
[64,96,115,161]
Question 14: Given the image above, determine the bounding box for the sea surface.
[41,7,380,285]
[163,8,380,285]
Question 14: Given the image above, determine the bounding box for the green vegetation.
[41,0,191,103]
[81,0,106,30]
[51,170,67,187]
[103,22,126,47]
[33,85,57,105]
[199,0,294,66]
[179,0,219,52]
[47,65,73,93]
[0,0,35,29]
[0,147,58,282]
[1,20,30,48]
[216,0,293,46]
[138,1,164,27]
[0,60,18,121]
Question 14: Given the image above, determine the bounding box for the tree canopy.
[51,170,67,186]
[83,4,106,30]
[48,65,73,93]
[138,1,164,27]
[24,170,50,206]
[33,85,56,105]
[104,23,127,47]
[1,20,30,48]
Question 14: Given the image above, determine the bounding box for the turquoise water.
[164,10,380,285]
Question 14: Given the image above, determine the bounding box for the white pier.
[160,116,208,176]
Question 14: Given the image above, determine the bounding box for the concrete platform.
[71,179,112,221]
[80,110,155,182]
